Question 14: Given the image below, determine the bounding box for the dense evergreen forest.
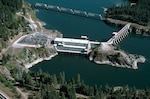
[106,0,150,26]
[0,0,24,50]
[1,68,150,99]
[13,69,150,99]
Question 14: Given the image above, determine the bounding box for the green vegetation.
[0,0,23,40]
[15,69,150,99]
[106,0,150,26]
[0,73,21,98]
[1,66,150,98]
[16,47,56,64]
[0,0,30,52]
[1,54,11,65]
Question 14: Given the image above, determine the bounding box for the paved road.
[0,93,6,99]
[0,90,10,99]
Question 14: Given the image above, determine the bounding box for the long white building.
[53,37,92,54]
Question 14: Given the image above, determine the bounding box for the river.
[25,0,150,88]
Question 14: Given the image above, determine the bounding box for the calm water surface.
[25,0,150,88]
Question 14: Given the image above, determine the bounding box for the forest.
[1,67,150,99]
[0,0,24,51]
[106,0,150,26]
[12,69,150,99]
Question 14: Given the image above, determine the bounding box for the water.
[26,0,150,88]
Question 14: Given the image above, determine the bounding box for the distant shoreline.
[105,18,150,30]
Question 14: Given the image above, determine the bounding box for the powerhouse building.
[53,37,91,54]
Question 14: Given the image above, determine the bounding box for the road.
[16,87,28,99]
[0,90,10,99]
[0,12,39,98]
[0,32,24,57]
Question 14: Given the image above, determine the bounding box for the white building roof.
[54,37,89,44]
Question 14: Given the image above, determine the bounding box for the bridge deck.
[34,2,103,20]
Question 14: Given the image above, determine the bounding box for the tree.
[77,73,81,85]
[0,0,23,44]
[37,68,43,76]
[104,84,111,94]
[41,89,46,99]
[2,54,10,65]
[61,93,66,99]
[2,54,7,65]
[22,72,33,85]
[52,74,58,86]
[59,72,65,84]
[106,0,150,26]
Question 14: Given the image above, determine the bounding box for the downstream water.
[26,0,150,88]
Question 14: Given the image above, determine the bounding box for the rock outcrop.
[89,43,146,69]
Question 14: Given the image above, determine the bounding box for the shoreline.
[22,16,146,70]
[14,3,62,70]
[92,52,146,69]
[104,18,150,36]
[24,53,58,69]
[105,18,150,29]
[21,2,146,70]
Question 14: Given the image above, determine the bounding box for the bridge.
[34,3,103,20]
[107,23,131,45]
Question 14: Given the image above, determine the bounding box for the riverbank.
[104,0,150,37]
[94,54,146,69]
[24,53,58,69]
[15,0,147,71]
[12,2,62,70]
[105,18,150,29]
[21,12,146,70]
[104,18,150,37]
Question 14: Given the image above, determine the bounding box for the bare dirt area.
[5,47,23,56]
[16,87,29,99]
[76,93,89,99]
[0,83,13,99]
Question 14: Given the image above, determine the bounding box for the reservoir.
[26,0,150,88]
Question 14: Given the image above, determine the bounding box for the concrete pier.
[107,23,131,45]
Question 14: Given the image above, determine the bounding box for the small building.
[112,32,118,36]
[113,86,123,92]
[53,37,91,54]
[81,35,88,39]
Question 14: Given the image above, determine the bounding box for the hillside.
[0,0,24,51]
[106,0,150,26]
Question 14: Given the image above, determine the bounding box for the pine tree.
[52,74,58,86]
[77,73,81,85]
[59,72,65,84]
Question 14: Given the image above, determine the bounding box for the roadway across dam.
[34,3,103,20]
